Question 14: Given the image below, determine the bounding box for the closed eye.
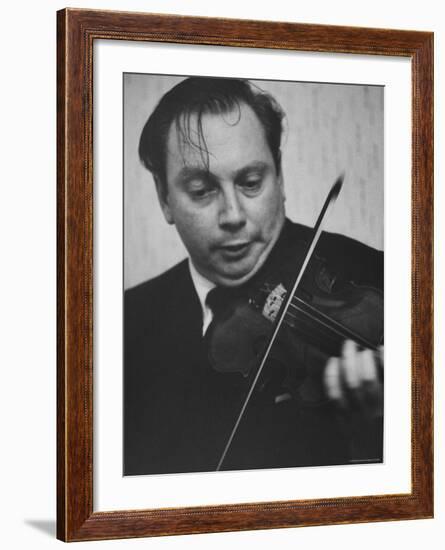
[235,163,270,196]
[187,180,217,201]
[238,176,263,196]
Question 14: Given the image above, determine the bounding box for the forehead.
[165,103,273,174]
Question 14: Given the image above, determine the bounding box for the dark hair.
[138,77,285,192]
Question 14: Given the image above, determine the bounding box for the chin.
[216,266,259,287]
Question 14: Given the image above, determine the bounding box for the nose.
[218,186,247,231]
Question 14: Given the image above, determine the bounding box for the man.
[124,77,383,475]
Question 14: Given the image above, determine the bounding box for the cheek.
[250,188,284,229]
[172,207,214,252]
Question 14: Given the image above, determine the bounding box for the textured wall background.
[124,74,384,289]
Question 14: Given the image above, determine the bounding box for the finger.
[378,345,384,368]
[358,349,384,417]
[359,348,378,384]
[341,340,360,389]
[323,356,343,402]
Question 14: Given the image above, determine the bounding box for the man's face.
[157,103,286,287]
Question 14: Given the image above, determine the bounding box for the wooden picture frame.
[57,8,433,542]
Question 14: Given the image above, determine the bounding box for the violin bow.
[216,173,344,471]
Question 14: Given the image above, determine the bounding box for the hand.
[323,340,383,419]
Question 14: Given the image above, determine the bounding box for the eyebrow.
[174,161,271,186]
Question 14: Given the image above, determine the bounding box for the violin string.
[289,295,378,348]
[284,302,377,351]
[284,307,352,343]
[286,298,378,350]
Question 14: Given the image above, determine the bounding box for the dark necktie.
[204,285,253,376]
[205,285,245,320]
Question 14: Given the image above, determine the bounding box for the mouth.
[218,241,252,259]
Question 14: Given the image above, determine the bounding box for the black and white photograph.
[2,0,439,546]
[123,74,384,476]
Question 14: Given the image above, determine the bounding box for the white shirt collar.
[188,259,216,335]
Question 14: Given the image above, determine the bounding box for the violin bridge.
[262,283,287,322]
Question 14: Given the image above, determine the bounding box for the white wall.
[1,1,442,549]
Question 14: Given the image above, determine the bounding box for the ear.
[154,175,174,225]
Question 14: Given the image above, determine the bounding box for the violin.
[205,175,384,470]
[207,253,383,377]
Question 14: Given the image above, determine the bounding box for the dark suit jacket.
[124,220,383,475]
